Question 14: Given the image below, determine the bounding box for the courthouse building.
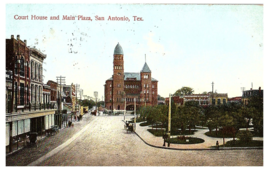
[104,43,158,111]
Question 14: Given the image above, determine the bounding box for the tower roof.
[114,43,123,55]
[141,62,151,73]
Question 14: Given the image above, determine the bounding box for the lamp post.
[94,91,98,115]
[167,93,172,138]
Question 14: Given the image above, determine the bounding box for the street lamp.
[94,91,98,115]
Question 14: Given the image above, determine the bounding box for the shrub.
[236,130,253,143]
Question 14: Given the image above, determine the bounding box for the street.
[34,115,263,166]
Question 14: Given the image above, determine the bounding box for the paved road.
[36,116,263,166]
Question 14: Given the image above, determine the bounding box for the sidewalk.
[134,122,263,150]
[6,113,95,166]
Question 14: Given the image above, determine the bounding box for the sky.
[4,3,264,99]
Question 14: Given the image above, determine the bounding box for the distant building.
[209,92,228,105]
[104,43,158,111]
[47,80,58,109]
[242,87,263,105]
[228,96,242,104]
[165,96,184,106]
[183,94,209,106]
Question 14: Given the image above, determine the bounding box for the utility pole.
[56,75,65,129]
[212,82,214,105]
[76,84,80,119]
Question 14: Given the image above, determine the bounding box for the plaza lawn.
[148,129,197,136]
[205,131,235,138]
[224,140,263,147]
[168,137,205,144]
[140,122,152,126]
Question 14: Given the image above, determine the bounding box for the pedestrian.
[216,141,219,150]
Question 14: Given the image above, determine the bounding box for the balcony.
[6,103,57,123]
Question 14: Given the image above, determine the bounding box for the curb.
[130,122,263,151]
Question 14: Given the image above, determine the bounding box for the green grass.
[224,140,263,147]
[206,130,262,138]
[147,129,165,136]
[147,129,197,136]
[168,137,205,144]
[140,122,152,126]
[205,131,235,138]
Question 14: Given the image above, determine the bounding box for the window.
[217,99,221,105]
[110,84,112,87]
[20,83,24,105]
[223,99,226,104]
[27,62,29,78]
[110,91,111,95]
[147,84,149,88]
[147,90,149,93]
[212,99,215,105]
[35,63,37,80]
[152,85,154,88]
[15,56,18,74]
[31,61,33,79]
[153,91,154,94]
[20,57,24,76]
[144,84,145,88]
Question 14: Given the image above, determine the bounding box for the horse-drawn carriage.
[125,121,134,133]
[91,110,97,116]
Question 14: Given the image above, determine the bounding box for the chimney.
[259,87,261,91]
[24,40,27,45]
[11,35,14,39]
[250,88,252,90]
[17,35,20,40]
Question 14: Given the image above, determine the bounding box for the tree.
[248,95,263,135]
[202,91,208,94]
[173,86,194,96]
[218,112,235,144]
[157,94,165,100]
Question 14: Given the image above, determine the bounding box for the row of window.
[114,66,123,70]
[125,85,139,89]
[14,82,29,105]
[31,60,42,82]
[108,98,149,102]
[14,57,29,77]
[144,75,149,79]
[114,56,123,60]
[212,98,227,105]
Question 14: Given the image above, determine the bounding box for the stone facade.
[30,47,46,105]
[104,43,158,110]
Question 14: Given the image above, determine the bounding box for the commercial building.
[242,87,263,105]
[6,35,56,153]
